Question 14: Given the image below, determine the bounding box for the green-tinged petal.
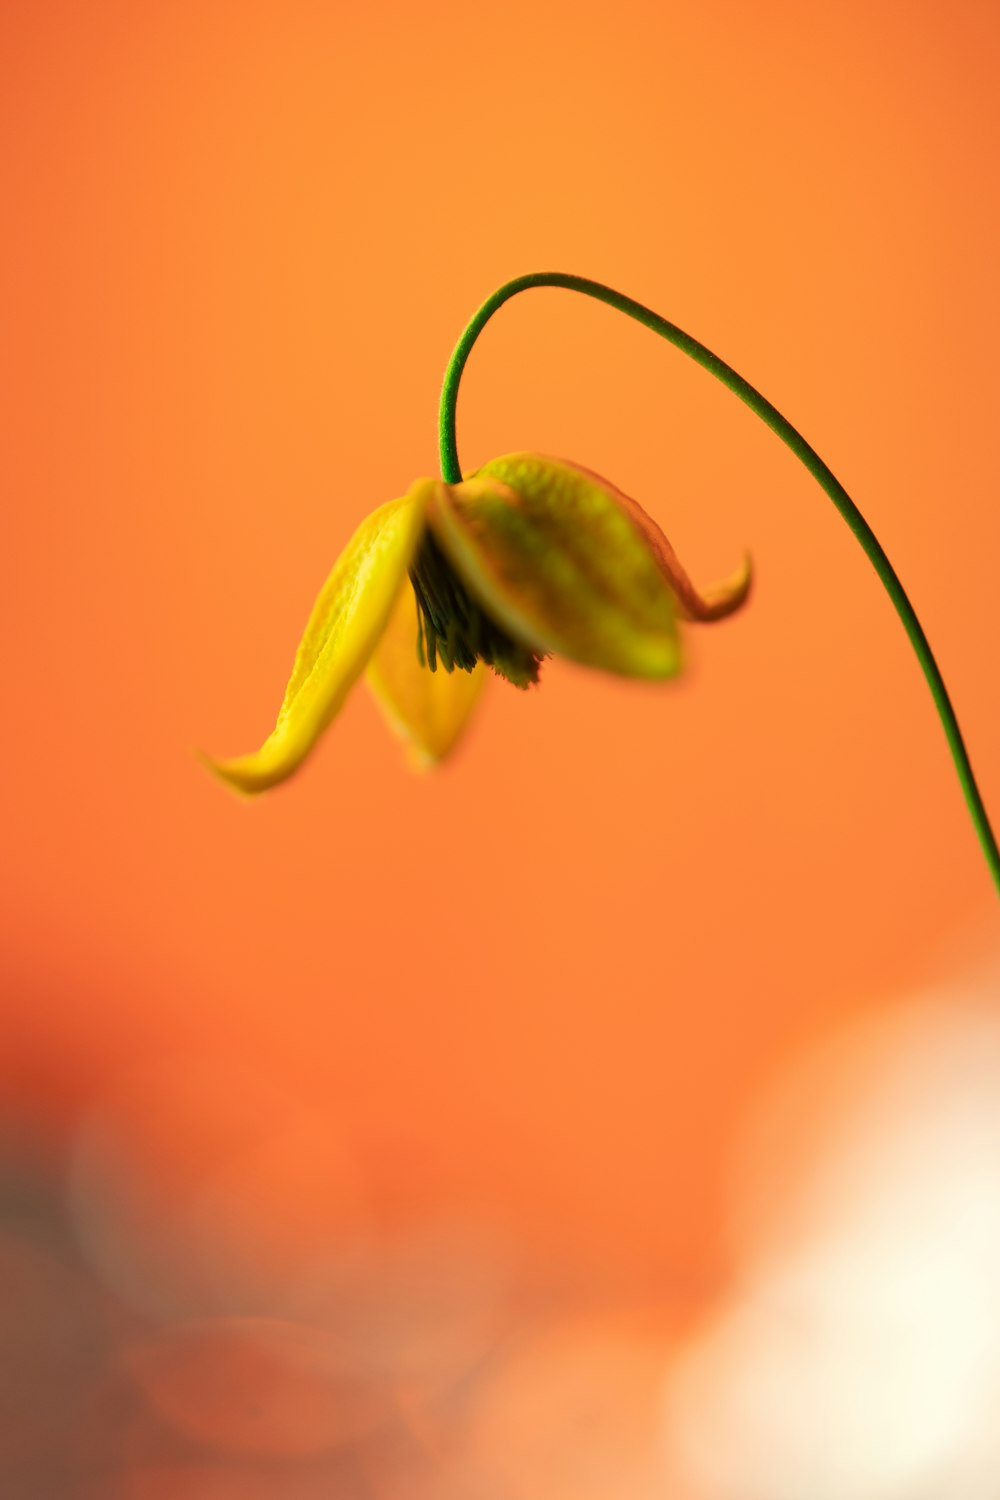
[559,458,753,623]
[204,485,431,795]
[365,579,487,769]
[427,454,685,678]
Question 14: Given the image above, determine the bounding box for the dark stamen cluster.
[409,530,543,689]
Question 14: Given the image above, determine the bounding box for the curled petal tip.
[678,550,753,623]
[197,746,294,797]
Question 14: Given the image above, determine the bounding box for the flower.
[204,453,751,794]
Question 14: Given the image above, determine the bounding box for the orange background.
[2,0,999,1490]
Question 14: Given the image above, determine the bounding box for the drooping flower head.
[205,453,750,794]
[202,265,1000,901]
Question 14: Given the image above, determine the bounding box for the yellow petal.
[365,580,487,769]
[204,485,431,795]
[427,454,684,679]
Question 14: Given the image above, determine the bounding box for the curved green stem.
[438,271,1000,897]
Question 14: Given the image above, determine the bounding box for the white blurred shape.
[662,984,1000,1500]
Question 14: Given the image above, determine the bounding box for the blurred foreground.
[3,957,1000,1499]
